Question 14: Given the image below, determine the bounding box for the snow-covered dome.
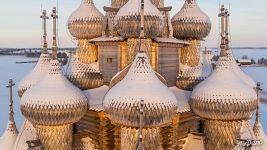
[115,0,164,38]
[253,120,266,142]
[109,64,167,89]
[13,120,37,150]
[226,50,256,87]
[103,52,177,127]
[18,10,50,98]
[177,51,213,90]
[18,53,50,97]
[171,0,211,40]
[68,0,104,39]
[191,49,257,120]
[253,106,267,149]
[21,59,88,126]
[0,88,18,150]
[0,121,17,150]
[234,121,258,150]
[65,52,103,90]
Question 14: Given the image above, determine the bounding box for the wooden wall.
[98,44,120,85]
[158,44,180,87]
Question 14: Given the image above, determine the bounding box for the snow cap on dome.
[115,0,164,38]
[171,0,211,40]
[190,7,257,121]
[18,54,50,97]
[0,80,18,150]
[191,50,257,120]
[18,10,50,97]
[219,6,255,88]
[191,35,257,120]
[21,60,88,126]
[253,120,267,149]
[253,118,266,143]
[21,8,87,126]
[104,52,177,127]
[65,52,104,90]
[0,120,17,150]
[177,51,213,90]
[225,50,256,88]
[68,0,104,39]
[253,92,267,148]
[13,120,37,150]
[183,51,213,79]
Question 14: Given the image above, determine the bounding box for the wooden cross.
[6,79,15,122]
[40,10,49,54]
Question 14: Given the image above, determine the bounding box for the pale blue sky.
[0,0,266,48]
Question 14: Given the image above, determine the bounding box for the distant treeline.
[212,54,267,65]
[0,48,76,57]
[0,47,76,51]
[239,55,267,65]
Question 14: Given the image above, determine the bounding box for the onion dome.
[68,0,104,39]
[253,120,267,148]
[0,120,17,150]
[253,104,267,148]
[18,10,50,98]
[13,120,37,150]
[234,121,259,150]
[114,0,164,38]
[226,50,256,87]
[65,52,103,90]
[20,59,88,126]
[253,120,267,145]
[103,52,177,127]
[0,80,18,150]
[109,64,167,89]
[191,49,257,121]
[171,0,211,40]
[177,51,213,90]
[17,54,50,97]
